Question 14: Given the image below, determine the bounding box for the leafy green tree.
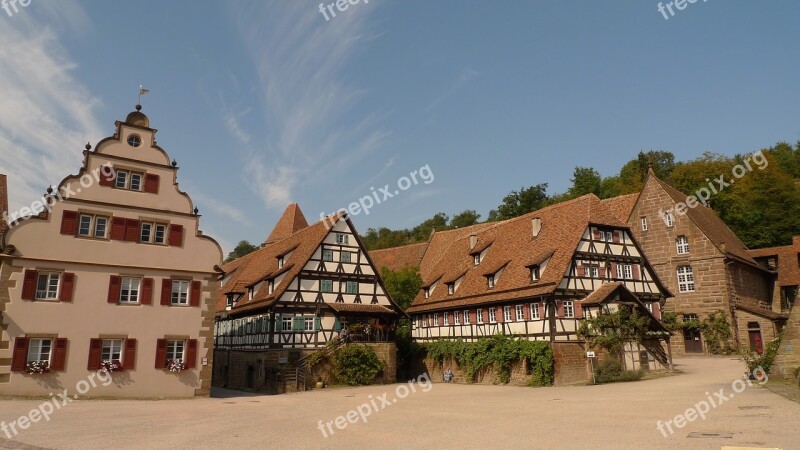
[225,240,258,262]
[450,210,481,228]
[670,152,735,196]
[411,213,449,241]
[488,183,550,221]
[617,150,676,194]
[568,166,603,198]
[380,266,422,311]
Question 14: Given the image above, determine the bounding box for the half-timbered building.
[213,205,403,392]
[396,194,672,382]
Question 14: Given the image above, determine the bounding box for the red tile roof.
[264,203,309,245]
[328,304,395,314]
[749,237,800,287]
[736,303,789,321]
[601,194,637,223]
[580,282,626,306]
[370,242,428,272]
[407,194,628,313]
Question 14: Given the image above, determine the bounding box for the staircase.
[287,340,348,392]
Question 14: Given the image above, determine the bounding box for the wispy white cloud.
[0,1,103,211]
[190,191,252,228]
[425,67,480,113]
[226,0,389,209]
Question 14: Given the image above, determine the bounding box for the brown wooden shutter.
[189,280,202,307]
[107,276,121,304]
[60,211,78,235]
[540,303,546,319]
[523,304,530,321]
[141,278,154,305]
[98,168,115,187]
[154,339,167,369]
[185,339,198,369]
[577,265,585,277]
[611,263,618,279]
[143,174,159,194]
[161,279,172,305]
[21,270,38,300]
[469,309,477,324]
[168,224,184,247]
[87,338,102,370]
[574,302,583,319]
[110,217,126,240]
[123,339,137,370]
[652,303,661,320]
[592,229,600,240]
[51,338,68,371]
[613,231,621,244]
[11,337,30,372]
[557,301,564,318]
[59,273,75,302]
[633,265,641,280]
[125,219,140,242]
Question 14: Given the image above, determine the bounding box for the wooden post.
[666,338,674,373]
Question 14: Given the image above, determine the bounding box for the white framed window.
[321,279,334,293]
[665,212,674,227]
[531,266,540,282]
[120,277,141,303]
[488,275,495,289]
[340,252,351,263]
[114,170,144,191]
[433,313,439,325]
[336,233,348,245]
[448,284,454,295]
[115,170,128,189]
[646,303,653,313]
[101,339,123,361]
[463,310,470,324]
[282,316,293,332]
[563,301,575,319]
[587,265,599,278]
[443,313,449,326]
[304,317,315,331]
[36,272,60,300]
[27,338,53,364]
[166,340,185,362]
[322,249,333,262]
[278,256,284,269]
[676,236,690,255]
[489,308,497,323]
[622,264,633,280]
[515,305,524,321]
[530,303,540,320]
[78,214,108,238]
[641,217,648,231]
[129,173,143,191]
[504,306,512,322]
[268,280,275,295]
[677,266,695,292]
[346,281,358,294]
[140,222,167,244]
[248,287,254,301]
[474,254,480,266]
[476,309,484,324]
[424,288,430,299]
[171,280,190,305]
[454,311,460,325]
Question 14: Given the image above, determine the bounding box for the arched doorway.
[747,322,763,355]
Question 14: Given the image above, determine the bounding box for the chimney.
[469,234,477,250]
[0,174,7,233]
[532,218,542,238]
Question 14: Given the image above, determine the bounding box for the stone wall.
[414,356,530,385]
[734,310,780,355]
[553,342,591,385]
[772,305,800,378]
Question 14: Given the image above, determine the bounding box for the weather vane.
[138,85,150,104]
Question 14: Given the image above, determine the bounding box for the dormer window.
[268,279,275,295]
[226,294,235,308]
[278,256,284,269]
[474,254,480,266]
[447,283,455,295]
[487,275,495,289]
[530,265,540,282]
[248,287,254,301]
[424,288,430,299]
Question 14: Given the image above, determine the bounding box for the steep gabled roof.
[264,203,309,245]
[407,194,627,313]
[601,193,637,223]
[749,237,800,287]
[370,242,428,272]
[579,282,670,334]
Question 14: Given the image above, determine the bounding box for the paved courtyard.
[0,357,797,449]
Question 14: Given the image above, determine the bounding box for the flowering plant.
[26,360,50,374]
[167,359,186,373]
[100,360,119,374]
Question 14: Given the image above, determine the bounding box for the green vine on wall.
[661,310,734,355]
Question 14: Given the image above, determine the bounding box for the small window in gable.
[641,217,648,231]
[278,256,284,269]
[474,254,480,266]
[447,283,454,295]
[530,265,541,282]
[424,288,430,299]
[487,275,495,289]
[336,233,348,245]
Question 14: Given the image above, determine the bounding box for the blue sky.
[1,1,798,253]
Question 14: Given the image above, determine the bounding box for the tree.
[450,210,481,228]
[225,240,258,262]
[669,152,735,196]
[380,266,422,311]
[411,213,449,242]
[489,183,550,221]
[616,150,676,194]
[568,167,603,198]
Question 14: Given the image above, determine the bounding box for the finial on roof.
[172,159,177,167]
[135,104,142,111]
[194,207,199,215]
[46,186,53,194]
[85,142,91,151]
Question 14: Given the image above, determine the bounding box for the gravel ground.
[0,357,796,450]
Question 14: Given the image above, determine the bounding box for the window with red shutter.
[124,219,140,242]
[11,337,30,372]
[98,168,115,187]
[88,338,102,370]
[60,211,78,235]
[574,302,583,319]
[168,224,183,247]
[50,338,68,371]
[123,339,137,370]
[185,339,198,369]
[189,280,202,307]
[613,231,621,244]
[107,276,121,304]
[154,339,167,369]
[577,265,585,277]
[21,270,38,300]
[611,263,618,279]
[160,279,172,305]
[144,174,159,194]
[633,265,641,280]
[141,278,154,305]
[110,217,126,240]
[59,273,75,302]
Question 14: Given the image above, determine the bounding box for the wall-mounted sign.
[586,351,596,358]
